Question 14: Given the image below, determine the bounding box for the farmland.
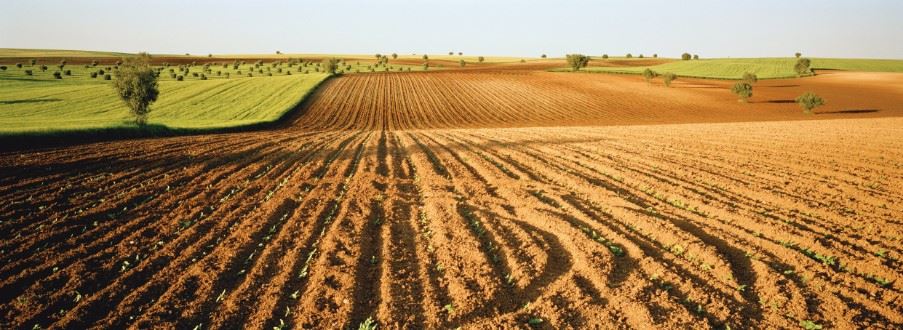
[568,58,903,79]
[2,54,903,329]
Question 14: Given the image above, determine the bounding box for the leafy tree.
[662,72,677,87]
[794,58,811,76]
[642,68,658,83]
[392,53,398,59]
[626,53,633,58]
[458,52,463,55]
[30,59,37,66]
[693,54,699,60]
[731,82,753,102]
[795,52,802,58]
[796,92,825,114]
[322,58,340,74]
[478,56,485,63]
[448,51,454,55]
[639,54,644,58]
[602,54,609,59]
[423,54,429,60]
[541,54,547,58]
[653,54,658,58]
[741,72,758,84]
[682,53,692,60]
[566,54,590,71]
[459,59,466,67]
[112,53,159,126]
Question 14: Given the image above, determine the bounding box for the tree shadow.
[764,99,795,104]
[0,98,63,105]
[816,109,879,115]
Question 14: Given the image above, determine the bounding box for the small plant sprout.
[358,317,378,330]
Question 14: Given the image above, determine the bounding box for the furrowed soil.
[2,65,902,329]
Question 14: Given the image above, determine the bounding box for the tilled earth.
[2,68,902,329]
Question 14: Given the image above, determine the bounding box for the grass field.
[556,58,903,79]
[0,64,330,134]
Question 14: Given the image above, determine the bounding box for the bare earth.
[1,66,902,329]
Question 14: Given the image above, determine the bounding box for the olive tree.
[459,59,466,67]
[796,92,825,114]
[741,72,758,84]
[794,58,811,76]
[731,82,753,102]
[662,72,677,87]
[541,54,547,59]
[795,52,802,58]
[602,54,609,59]
[566,54,589,71]
[322,58,340,74]
[478,56,485,63]
[681,53,692,60]
[642,68,658,84]
[392,53,398,59]
[112,53,159,126]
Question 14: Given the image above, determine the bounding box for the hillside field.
[561,58,903,79]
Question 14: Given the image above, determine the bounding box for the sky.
[2,0,902,58]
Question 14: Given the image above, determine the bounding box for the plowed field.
[2,68,902,329]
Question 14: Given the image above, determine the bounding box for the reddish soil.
[1,64,902,329]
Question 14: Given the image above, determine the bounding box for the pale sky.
[2,0,901,58]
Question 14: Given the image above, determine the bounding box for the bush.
[795,52,802,58]
[192,72,199,77]
[200,74,207,80]
[423,62,429,71]
[91,72,98,78]
[794,58,811,76]
[731,82,753,102]
[478,56,485,63]
[448,51,453,55]
[64,70,72,76]
[566,54,590,71]
[662,72,677,87]
[459,59,466,67]
[681,53,691,60]
[693,54,699,60]
[30,59,37,66]
[25,69,34,76]
[541,54,547,58]
[112,53,159,126]
[0,66,6,71]
[626,53,633,58]
[53,71,62,79]
[602,54,609,59]
[638,54,644,58]
[422,54,429,60]
[392,53,398,59]
[99,69,105,75]
[169,73,176,79]
[104,74,111,80]
[16,63,22,68]
[41,65,48,72]
[796,92,825,114]
[642,68,658,83]
[741,72,758,84]
[91,60,99,66]
[247,73,253,77]
[653,54,658,58]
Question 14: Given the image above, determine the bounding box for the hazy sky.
[2,0,901,58]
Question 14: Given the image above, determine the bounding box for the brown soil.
[1,64,902,329]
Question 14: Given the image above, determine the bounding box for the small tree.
[16,63,22,68]
[626,53,633,58]
[642,68,658,84]
[322,58,340,74]
[112,53,159,126]
[566,54,589,71]
[392,53,398,59]
[423,54,429,60]
[53,71,61,79]
[459,59,466,67]
[448,51,454,55]
[458,52,463,56]
[662,72,677,87]
[681,53,692,60]
[30,59,37,66]
[478,56,485,63]
[741,72,758,85]
[693,54,699,60]
[602,54,609,59]
[653,54,658,58]
[423,62,429,71]
[731,82,753,102]
[0,66,6,71]
[796,92,825,114]
[541,54,547,59]
[795,52,802,58]
[794,58,811,76]
[25,69,34,76]
[639,54,644,58]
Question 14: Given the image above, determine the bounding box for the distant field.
[0,63,329,134]
[0,48,133,58]
[556,58,903,79]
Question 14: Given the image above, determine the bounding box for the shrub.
[217,70,222,75]
[322,58,340,74]
[639,54,644,58]
[794,58,811,76]
[448,51,453,55]
[795,52,802,58]
[520,59,526,63]
[99,69,105,75]
[25,69,34,76]
[541,54,547,58]
[225,72,230,78]
[478,56,485,63]
[41,65,48,72]
[169,73,176,79]
[208,54,212,58]
[626,53,633,58]
[693,54,699,60]
[422,54,429,60]
[91,72,98,78]
[112,53,159,126]
[91,60,99,66]
[62,69,70,75]
[566,54,590,71]
[104,74,111,80]
[392,53,398,59]
[423,62,429,71]
[642,68,658,83]
[458,52,463,56]
[192,72,199,77]
[200,74,208,80]
[662,72,677,87]
[681,53,691,60]
[176,74,184,80]
[602,54,609,59]
[248,72,253,77]
[796,92,825,114]
[30,59,37,66]
[16,63,22,68]
[741,72,758,84]
[731,82,753,102]
[0,66,5,70]
[653,54,658,58]
[53,71,62,79]
[459,59,466,67]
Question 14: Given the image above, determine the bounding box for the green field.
[554,58,903,79]
[0,63,330,134]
